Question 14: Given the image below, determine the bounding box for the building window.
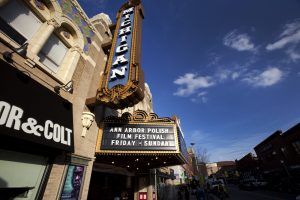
[292,140,300,154]
[38,33,68,73]
[0,0,42,45]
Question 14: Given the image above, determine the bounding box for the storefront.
[0,59,74,199]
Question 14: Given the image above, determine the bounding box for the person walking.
[184,185,190,200]
[195,185,206,200]
[178,186,183,200]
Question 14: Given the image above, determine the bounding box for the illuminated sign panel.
[108,7,134,89]
[95,111,188,168]
[101,123,177,151]
[97,2,145,109]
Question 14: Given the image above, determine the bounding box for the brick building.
[236,153,260,180]
[254,123,300,192]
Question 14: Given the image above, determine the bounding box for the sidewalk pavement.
[189,192,219,200]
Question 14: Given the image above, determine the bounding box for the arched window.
[0,0,42,45]
[1,0,84,84]
[38,31,69,73]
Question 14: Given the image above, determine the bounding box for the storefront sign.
[97,1,145,109]
[0,60,74,152]
[101,123,177,151]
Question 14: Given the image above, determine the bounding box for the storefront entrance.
[88,171,134,200]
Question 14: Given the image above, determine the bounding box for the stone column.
[29,18,59,55]
[147,184,153,200]
[147,171,153,200]
[57,45,82,82]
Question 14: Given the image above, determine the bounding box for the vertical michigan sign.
[97,0,145,109]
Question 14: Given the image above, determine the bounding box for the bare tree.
[197,147,210,163]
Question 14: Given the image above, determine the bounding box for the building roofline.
[282,122,300,137]
[254,130,282,150]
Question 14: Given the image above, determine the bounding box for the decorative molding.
[57,0,95,53]
[70,46,83,54]
[81,111,95,137]
[103,110,174,124]
[47,18,60,27]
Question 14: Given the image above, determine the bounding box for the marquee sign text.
[101,124,177,151]
[109,7,134,88]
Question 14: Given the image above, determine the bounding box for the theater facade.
[0,0,188,199]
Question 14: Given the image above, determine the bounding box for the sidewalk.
[189,193,219,200]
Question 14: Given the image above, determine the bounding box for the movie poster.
[61,165,85,200]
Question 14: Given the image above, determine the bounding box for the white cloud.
[280,19,300,37]
[173,73,215,96]
[215,68,243,82]
[198,91,207,97]
[286,47,300,62]
[231,72,240,80]
[266,19,300,51]
[223,30,255,51]
[190,92,208,103]
[216,69,231,81]
[243,67,283,87]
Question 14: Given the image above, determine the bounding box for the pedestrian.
[195,185,206,200]
[178,186,183,200]
[184,186,190,200]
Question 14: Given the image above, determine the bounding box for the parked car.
[210,180,225,191]
[239,179,268,190]
[209,180,229,198]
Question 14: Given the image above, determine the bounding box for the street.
[225,185,298,200]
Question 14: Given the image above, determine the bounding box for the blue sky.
[78,0,300,162]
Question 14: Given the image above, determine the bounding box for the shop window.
[0,0,42,45]
[0,149,48,200]
[292,140,300,154]
[38,33,68,73]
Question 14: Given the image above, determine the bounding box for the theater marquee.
[97,111,188,158]
[97,1,145,109]
[95,111,188,170]
[101,123,177,151]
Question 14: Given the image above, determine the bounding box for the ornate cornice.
[47,18,60,27]
[103,110,174,123]
[70,45,83,54]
